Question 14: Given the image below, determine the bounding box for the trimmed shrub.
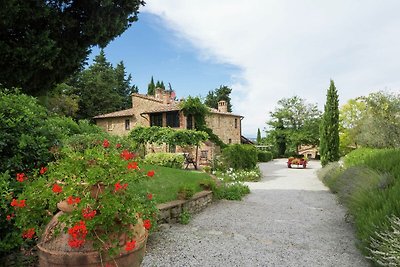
[144,153,184,169]
[257,151,273,162]
[222,144,258,170]
[319,148,400,264]
[214,182,250,201]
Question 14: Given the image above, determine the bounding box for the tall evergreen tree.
[320,80,340,166]
[69,50,121,120]
[115,61,133,109]
[257,128,262,144]
[147,76,155,95]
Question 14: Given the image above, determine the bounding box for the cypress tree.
[320,80,340,166]
[147,76,155,95]
[257,128,262,144]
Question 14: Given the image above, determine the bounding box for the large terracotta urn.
[37,212,148,267]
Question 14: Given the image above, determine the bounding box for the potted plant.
[9,139,158,267]
[287,156,308,168]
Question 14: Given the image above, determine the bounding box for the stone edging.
[156,190,213,223]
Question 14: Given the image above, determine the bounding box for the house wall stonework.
[205,113,241,144]
[96,116,134,136]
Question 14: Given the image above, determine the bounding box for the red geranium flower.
[127,161,138,170]
[11,199,26,208]
[82,208,97,220]
[125,240,136,251]
[147,193,153,200]
[68,221,88,248]
[121,150,135,160]
[103,139,110,148]
[6,214,12,221]
[16,173,26,182]
[52,184,63,193]
[143,219,151,230]
[67,196,81,205]
[147,170,155,177]
[22,228,35,239]
[39,167,47,175]
[116,143,121,148]
[114,181,128,192]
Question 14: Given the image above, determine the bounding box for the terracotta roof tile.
[93,108,135,119]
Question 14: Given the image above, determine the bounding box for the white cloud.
[143,0,400,136]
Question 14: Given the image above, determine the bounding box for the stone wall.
[132,95,163,126]
[157,191,213,223]
[96,116,135,136]
[205,113,241,144]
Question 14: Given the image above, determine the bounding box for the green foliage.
[180,96,209,128]
[129,126,209,147]
[0,0,144,95]
[179,209,191,225]
[177,185,195,200]
[318,148,400,264]
[204,85,233,112]
[339,91,400,153]
[257,151,273,162]
[147,76,156,96]
[144,153,185,169]
[320,80,340,166]
[256,128,262,144]
[213,183,250,201]
[0,90,52,174]
[68,50,135,120]
[369,216,400,266]
[12,139,157,256]
[222,144,258,170]
[266,96,321,156]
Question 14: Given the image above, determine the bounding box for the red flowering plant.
[12,139,158,256]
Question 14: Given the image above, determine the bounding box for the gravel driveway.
[142,159,369,267]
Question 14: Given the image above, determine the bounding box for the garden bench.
[183,153,197,170]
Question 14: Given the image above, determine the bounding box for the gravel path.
[142,159,369,267]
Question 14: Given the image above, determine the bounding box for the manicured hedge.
[222,144,258,170]
[257,151,273,162]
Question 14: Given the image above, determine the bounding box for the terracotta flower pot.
[37,212,148,267]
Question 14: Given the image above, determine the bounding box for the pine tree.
[115,61,132,109]
[257,128,262,144]
[320,80,340,166]
[147,76,155,95]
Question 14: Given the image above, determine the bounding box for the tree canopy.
[266,96,321,156]
[0,0,144,95]
[204,85,233,112]
[340,91,400,150]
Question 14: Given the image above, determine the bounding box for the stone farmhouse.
[94,89,244,166]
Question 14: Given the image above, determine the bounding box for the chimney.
[163,91,171,104]
[218,100,228,113]
[155,88,163,99]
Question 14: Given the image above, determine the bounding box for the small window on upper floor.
[107,121,113,131]
[228,138,232,144]
[235,118,238,129]
[125,119,130,130]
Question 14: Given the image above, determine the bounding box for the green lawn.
[139,164,213,204]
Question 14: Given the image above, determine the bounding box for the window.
[125,119,130,130]
[228,138,232,144]
[166,111,180,128]
[186,115,193,129]
[107,121,113,131]
[150,113,163,126]
[235,118,238,129]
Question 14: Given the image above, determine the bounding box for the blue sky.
[89,1,400,137]
[89,13,240,99]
